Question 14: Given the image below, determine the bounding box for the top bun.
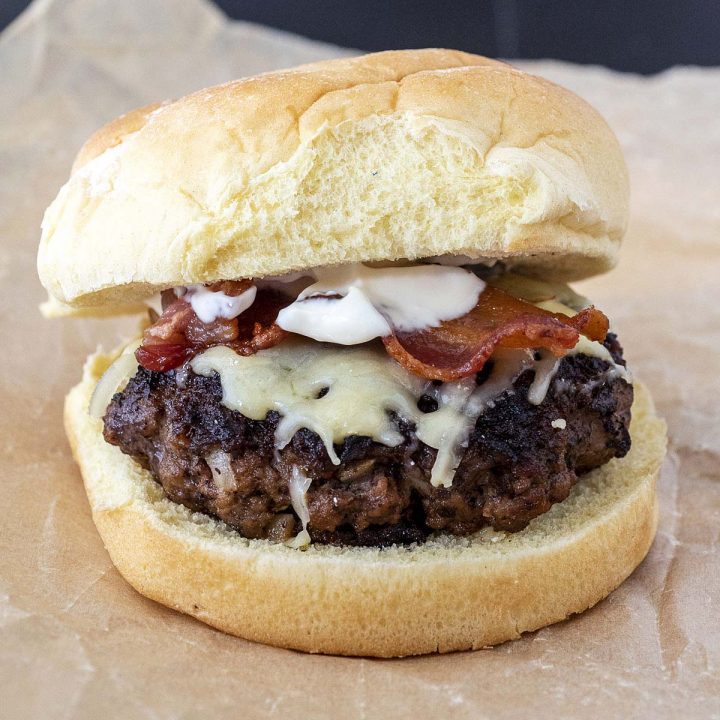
[38,49,629,315]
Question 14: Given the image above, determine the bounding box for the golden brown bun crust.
[39,49,629,315]
[65,350,665,657]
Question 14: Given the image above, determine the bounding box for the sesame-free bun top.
[38,49,629,315]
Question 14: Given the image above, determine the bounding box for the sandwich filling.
[96,263,633,548]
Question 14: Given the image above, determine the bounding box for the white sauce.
[184,284,258,324]
[276,263,485,344]
[172,263,484,343]
[276,286,391,344]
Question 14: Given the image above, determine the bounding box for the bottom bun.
[65,349,667,657]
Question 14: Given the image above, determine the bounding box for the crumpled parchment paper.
[1,1,718,718]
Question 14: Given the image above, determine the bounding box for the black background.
[2,0,719,74]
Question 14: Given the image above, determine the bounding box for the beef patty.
[103,335,633,547]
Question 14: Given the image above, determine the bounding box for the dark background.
[2,0,719,74]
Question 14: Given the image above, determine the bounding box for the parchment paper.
[1,1,718,718]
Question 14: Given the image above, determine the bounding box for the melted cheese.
[286,467,312,549]
[191,340,541,489]
[527,353,561,405]
[191,340,426,466]
[414,377,477,488]
[537,300,633,384]
[416,351,537,486]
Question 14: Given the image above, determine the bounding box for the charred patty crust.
[103,335,632,547]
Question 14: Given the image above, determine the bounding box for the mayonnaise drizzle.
[181,284,258,324]
[276,263,485,344]
[173,263,484,343]
[276,286,391,344]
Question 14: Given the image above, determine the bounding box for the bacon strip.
[382,286,609,381]
[136,283,290,372]
[137,280,609,381]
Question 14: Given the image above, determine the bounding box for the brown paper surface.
[1,1,718,717]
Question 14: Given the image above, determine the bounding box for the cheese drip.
[286,467,312,549]
[536,300,632,386]
[191,340,566,489]
[191,340,426,466]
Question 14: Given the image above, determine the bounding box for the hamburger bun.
[38,49,628,315]
[65,348,665,658]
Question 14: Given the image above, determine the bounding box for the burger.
[37,50,666,657]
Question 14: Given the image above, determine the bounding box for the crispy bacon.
[227,289,290,356]
[382,286,609,381]
[136,283,290,372]
[137,279,609,381]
